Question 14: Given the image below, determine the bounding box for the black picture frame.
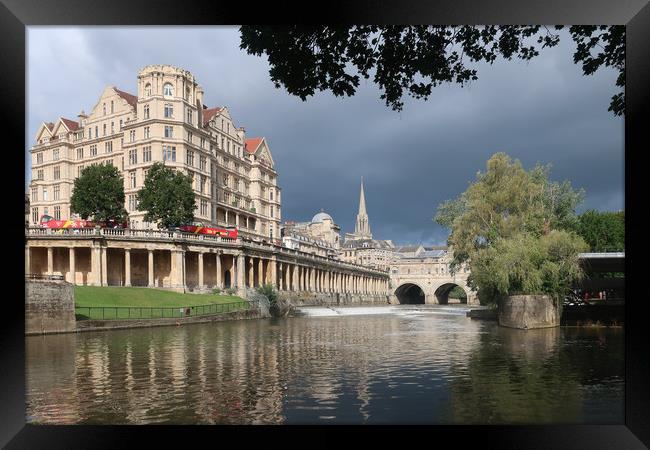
[1,0,648,447]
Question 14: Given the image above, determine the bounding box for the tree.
[70,164,126,222]
[434,152,588,304]
[240,25,624,116]
[575,209,624,252]
[136,162,195,229]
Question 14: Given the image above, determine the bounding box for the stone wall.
[498,295,561,329]
[25,279,76,335]
[277,291,391,307]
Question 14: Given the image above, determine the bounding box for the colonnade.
[26,243,389,295]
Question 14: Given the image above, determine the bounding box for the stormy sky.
[26,26,624,246]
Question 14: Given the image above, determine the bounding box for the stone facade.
[28,65,281,242]
[498,295,561,329]
[389,246,477,305]
[281,210,341,258]
[25,279,76,334]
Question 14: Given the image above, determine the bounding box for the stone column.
[248,257,254,287]
[91,245,100,286]
[148,250,154,288]
[68,247,75,284]
[101,246,107,286]
[25,247,30,275]
[198,252,204,290]
[236,214,240,227]
[279,262,284,290]
[47,247,54,275]
[293,264,298,291]
[236,254,245,290]
[216,253,222,288]
[258,258,264,286]
[270,257,277,289]
[124,249,131,287]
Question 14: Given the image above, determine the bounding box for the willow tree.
[435,152,588,304]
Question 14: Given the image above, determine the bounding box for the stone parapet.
[498,295,561,329]
[25,279,76,334]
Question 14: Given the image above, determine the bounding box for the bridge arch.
[395,283,427,304]
[434,283,468,305]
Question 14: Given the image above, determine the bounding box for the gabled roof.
[245,137,264,154]
[60,117,80,132]
[202,107,223,126]
[114,88,137,110]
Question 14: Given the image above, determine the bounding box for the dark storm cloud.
[27,27,624,246]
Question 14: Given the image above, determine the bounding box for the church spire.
[354,177,372,239]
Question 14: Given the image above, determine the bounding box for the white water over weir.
[294,304,479,318]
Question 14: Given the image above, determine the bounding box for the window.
[200,156,206,171]
[270,206,274,218]
[200,137,205,149]
[186,150,194,166]
[200,175,206,193]
[128,194,138,212]
[119,119,123,130]
[221,137,224,149]
[235,178,240,192]
[36,169,43,180]
[88,128,92,140]
[129,130,136,142]
[54,206,61,220]
[76,148,83,159]
[32,207,38,224]
[165,104,173,118]
[105,141,113,153]
[129,149,138,165]
[143,146,151,162]
[270,190,274,201]
[53,185,60,200]
[43,188,48,201]
[163,145,176,161]
[106,159,113,166]
[144,83,151,96]
[103,124,106,136]
[111,122,114,134]
[186,130,192,143]
[163,83,174,97]
[186,108,192,124]
[200,199,208,216]
[53,149,59,161]
[110,100,114,114]
[144,126,150,139]
[222,174,229,186]
[129,171,136,188]
[31,187,38,202]
[103,103,106,115]
[90,145,97,156]
[164,126,173,138]
[53,166,60,180]
[36,153,43,164]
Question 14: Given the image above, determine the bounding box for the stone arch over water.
[395,283,426,304]
[434,283,468,305]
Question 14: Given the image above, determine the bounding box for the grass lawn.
[74,286,249,320]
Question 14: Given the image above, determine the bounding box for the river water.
[25,305,624,425]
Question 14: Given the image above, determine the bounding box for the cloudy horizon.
[26,26,624,246]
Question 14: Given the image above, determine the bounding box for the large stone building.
[27,65,281,242]
[281,210,341,258]
[339,179,395,271]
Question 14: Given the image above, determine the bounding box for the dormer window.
[163,83,174,98]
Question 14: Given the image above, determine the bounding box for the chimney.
[77,110,88,127]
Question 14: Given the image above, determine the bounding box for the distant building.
[281,210,341,258]
[339,178,394,271]
[25,194,30,227]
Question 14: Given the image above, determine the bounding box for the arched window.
[144,83,151,97]
[163,83,174,98]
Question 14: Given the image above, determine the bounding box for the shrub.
[212,287,222,295]
[256,283,278,306]
[225,287,237,296]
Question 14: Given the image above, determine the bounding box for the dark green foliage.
[448,286,467,299]
[70,164,127,221]
[256,283,278,306]
[136,162,196,229]
[434,153,589,305]
[240,25,624,116]
[575,209,624,252]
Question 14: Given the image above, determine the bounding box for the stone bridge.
[25,228,390,304]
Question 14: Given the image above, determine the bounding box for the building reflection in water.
[25,313,624,425]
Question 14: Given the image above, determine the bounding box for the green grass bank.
[74,286,249,320]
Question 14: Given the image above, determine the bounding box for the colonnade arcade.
[26,240,388,295]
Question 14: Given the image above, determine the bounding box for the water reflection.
[25,312,624,424]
